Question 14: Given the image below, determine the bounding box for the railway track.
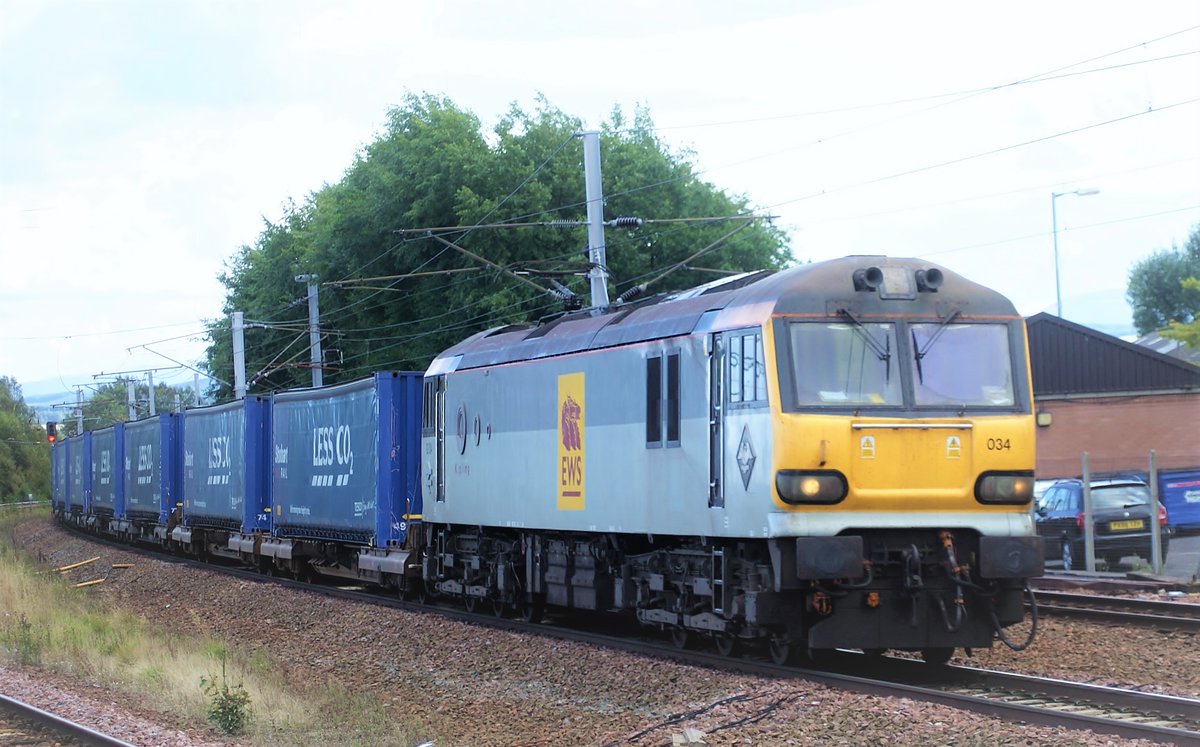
[1033,589,1200,633]
[185,558,1200,744]
[0,694,136,747]
[53,526,1200,744]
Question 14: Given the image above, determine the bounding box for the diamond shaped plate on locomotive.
[736,425,756,490]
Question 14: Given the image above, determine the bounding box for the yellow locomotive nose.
[850,422,974,504]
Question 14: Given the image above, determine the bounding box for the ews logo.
[556,373,585,511]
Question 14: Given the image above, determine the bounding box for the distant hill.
[23,384,74,425]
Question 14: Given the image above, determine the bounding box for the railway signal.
[46,421,57,443]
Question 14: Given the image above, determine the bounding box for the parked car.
[1034,479,1170,571]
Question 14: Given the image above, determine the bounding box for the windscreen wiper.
[912,310,963,382]
[837,307,891,381]
[911,328,924,384]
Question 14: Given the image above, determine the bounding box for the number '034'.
[986,438,1011,451]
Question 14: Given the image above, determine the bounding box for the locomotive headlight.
[975,471,1035,504]
[776,470,848,505]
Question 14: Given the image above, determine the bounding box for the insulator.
[607,216,643,229]
[546,220,579,229]
[617,284,646,304]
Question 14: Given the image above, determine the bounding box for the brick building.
[1025,313,1200,479]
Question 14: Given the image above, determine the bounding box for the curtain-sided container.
[51,441,68,514]
[270,372,422,546]
[89,425,122,519]
[123,413,180,525]
[181,396,269,533]
[66,433,90,516]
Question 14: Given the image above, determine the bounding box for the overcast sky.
[2,0,1198,403]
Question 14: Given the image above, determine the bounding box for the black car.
[1034,479,1170,571]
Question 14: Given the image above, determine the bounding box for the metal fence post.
[1082,452,1095,573]
[1149,450,1163,575]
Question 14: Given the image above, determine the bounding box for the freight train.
[51,255,1043,664]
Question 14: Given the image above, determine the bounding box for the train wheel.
[921,647,954,666]
[491,598,507,618]
[768,635,793,666]
[669,627,692,650]
[713,633,738,657]
[516,596,544,624]
[464,594,479,614]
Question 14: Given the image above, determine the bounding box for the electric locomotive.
[419,255,1042,662]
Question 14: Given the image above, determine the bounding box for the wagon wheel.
[491,598,508,618]
[921,647,954,666]
[464,593,480,614]
[767,634,793,666]
[669,626,693,650]
[516,596,544,624]
[713,632,738,657]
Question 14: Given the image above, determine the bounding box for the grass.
[0,507,434,746]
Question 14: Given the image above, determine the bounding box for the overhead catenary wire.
[765,96,1200,212]
[626,32,1200,134]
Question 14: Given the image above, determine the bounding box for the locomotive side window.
[727,331,768,407]
[787,322,902,407]
[910,323,1014,407]
[646,352,682,448]
[421,379,438,435]
[646,356,663,445]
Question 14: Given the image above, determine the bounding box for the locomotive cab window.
[909,323,1014,407]
[727,331,768,407]
[786,322,903,407]
[646,352,681,448]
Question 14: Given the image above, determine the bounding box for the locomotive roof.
[430,255,1019,373]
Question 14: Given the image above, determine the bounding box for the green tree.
[57,380,198,438]
[1161,277,1200,352]
[0,376,50,502]
[1126,223,1200,336]
[202,96,791,399]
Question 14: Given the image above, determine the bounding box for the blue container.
[66,434,90,515]
[1160,469,1200,532]
[123,414,180,525]
[181,397,268,532]
[51,441,67,512]
[270,372,423,546]
[89,425,122,517]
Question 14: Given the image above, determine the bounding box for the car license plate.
[1109,519,1144,531]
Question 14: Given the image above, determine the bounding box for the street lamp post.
[1051,187,1099,317]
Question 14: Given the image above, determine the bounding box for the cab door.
[709,334,724,508]
[422,377,447,503]
[720,329,770,505]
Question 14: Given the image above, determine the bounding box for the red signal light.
[46,421,57,443]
